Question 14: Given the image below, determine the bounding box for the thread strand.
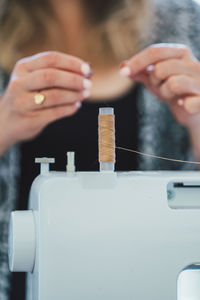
[116,147,200,165]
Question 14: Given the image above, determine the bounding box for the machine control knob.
[35,157,55,175]
[8,211,36,272]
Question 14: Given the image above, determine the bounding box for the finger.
[134,72,155,91]
[151,59,200,82]
[149,72,162,87]
[24,89,89,111]
[123,44,191,77]
[183,96,200,114]
[15,51,92,76]
[37,102,81,128]
[159,75,200,101]
[24,68,92,91]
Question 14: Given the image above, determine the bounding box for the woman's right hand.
[0,51,92,155]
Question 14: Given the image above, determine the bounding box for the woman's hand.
[119,44,200,128]
[0,51,92,154]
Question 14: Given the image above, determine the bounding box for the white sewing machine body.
[9,168,200,300]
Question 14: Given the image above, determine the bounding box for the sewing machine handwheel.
[8,210,36,272]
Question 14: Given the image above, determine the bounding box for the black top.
[10,84,139,300]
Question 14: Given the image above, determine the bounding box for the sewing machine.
[8,108,200,300]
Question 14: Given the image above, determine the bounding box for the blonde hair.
[0,0,153,72]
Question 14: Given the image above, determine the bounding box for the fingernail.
[83,89,91,99]
[81,63,91,76]
[119,66,131,77]
[85,70,95,79]
[83,78,92,89]
[146,65,154,72]
[75,101,82,108]
[178,99,184,106]
[120,60,129,69]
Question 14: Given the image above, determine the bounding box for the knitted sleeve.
[0,69,20,299]
[138,0,200,170]
[152,0,200,59]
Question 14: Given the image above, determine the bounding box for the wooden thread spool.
[98,107,115,171]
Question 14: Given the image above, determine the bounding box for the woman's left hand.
[120,43,200,128]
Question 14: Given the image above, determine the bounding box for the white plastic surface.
[99,107,114,115]
[178,269,200,300]
[24,171,200,300]
[8,210,36,272]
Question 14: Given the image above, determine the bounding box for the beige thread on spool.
[98,108,115,171]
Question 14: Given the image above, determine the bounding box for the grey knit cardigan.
[1,0,200,298]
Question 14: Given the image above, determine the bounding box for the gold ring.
[34,93,45,105]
